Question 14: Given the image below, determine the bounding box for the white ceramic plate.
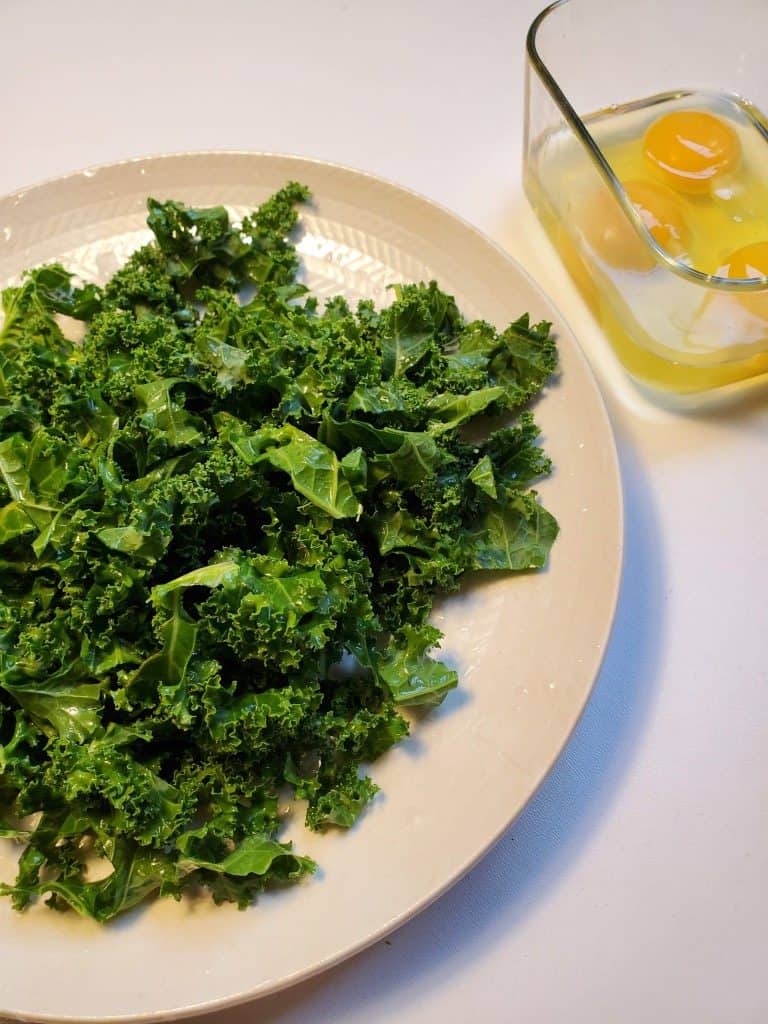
[0,154,622,1022]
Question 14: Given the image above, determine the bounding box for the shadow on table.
[201,439,663,1024]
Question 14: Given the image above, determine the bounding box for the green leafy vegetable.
[0,183,557,922]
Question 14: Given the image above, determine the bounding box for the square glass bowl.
[523,0,768,400]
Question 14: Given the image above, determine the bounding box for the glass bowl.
[523,0,768,399]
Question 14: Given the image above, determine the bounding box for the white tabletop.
[2,1,767,1020]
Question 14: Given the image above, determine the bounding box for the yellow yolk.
[719,241,768,326]
[580,179,689,271]
[720,241,768,280]
[643,110,741,194]
[623,180,689,257]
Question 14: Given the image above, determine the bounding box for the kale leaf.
[0,183,557,921]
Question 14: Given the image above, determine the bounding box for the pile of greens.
[0,183,557,921]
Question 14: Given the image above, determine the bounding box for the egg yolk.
[580,179,689,271]
[720,241,768,280]
[623,180,689,257]
[714,242,768,330]
[643,110,740,194]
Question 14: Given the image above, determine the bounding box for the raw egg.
[643,110,741,194]
[624,180,689,257]
[718,241,768,328]
[580,179,689,271]
[720,241,768,280]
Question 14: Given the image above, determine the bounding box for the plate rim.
[0,150,624,1024]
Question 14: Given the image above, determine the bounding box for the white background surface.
[2,1,766,1022]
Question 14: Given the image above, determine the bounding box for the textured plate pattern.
[0,153,622,1023]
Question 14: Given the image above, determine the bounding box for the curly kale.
[0,183,557,921]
